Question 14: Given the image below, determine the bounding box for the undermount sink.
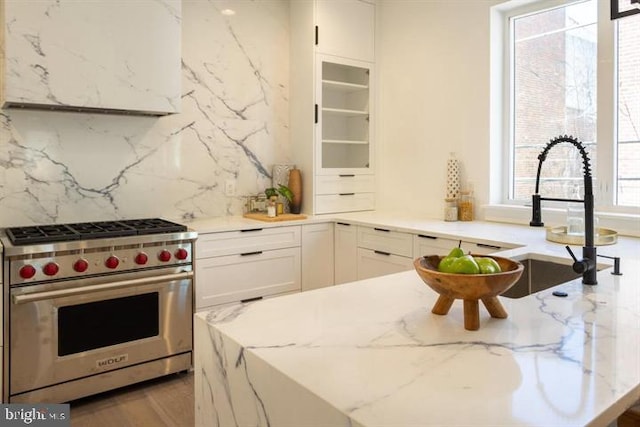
[500,253,611,299]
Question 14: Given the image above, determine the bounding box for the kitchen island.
[195,253,640,426]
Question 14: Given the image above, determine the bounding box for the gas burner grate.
[5,218,188,245]
[120,218,187,235]
[66,221,138,239]
[6,225,81,245]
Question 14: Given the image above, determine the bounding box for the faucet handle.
[565,245,590,274]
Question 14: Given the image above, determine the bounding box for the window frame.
[499,0,639,216]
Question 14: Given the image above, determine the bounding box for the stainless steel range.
[1,218,197,403]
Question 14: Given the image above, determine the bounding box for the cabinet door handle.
[475,243,502,250]
[374,227,390,233]
[336,222,351,226]
[339,193,355,196]
[241,296,264,303]
[241,228,263,233]
[240,251,263,257]
[315,25,319,45]
[417,234,437,240]
[374,250,391,256]
[314,104,318,124]
[339,174,355,178]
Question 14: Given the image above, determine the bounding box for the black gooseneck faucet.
[529,135,598,285]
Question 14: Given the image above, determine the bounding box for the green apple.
[474,257,502,274]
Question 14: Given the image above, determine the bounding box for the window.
[506,0,640,211]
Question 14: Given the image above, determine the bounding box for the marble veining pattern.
[0,0,290,226]
[195,267,640,426]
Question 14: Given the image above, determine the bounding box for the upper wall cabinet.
[0,0,181,115]
[315,0,375,63]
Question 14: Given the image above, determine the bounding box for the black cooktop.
[5,218,187,245]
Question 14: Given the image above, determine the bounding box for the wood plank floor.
[69,371,194,427]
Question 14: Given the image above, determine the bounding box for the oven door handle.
[12,271,194,305]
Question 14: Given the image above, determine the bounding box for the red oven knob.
[158,250,172,262]
[175,248,188,260]
[43,262,59,276]
[135,252,149,265]
[105,256,120,269]
[19,264,36,279]
[73,259,89,272]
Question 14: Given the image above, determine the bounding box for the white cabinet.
[301,223,335,291]
[315,0,375,63]
[356,226,413,280]
[1,0,181,114]
[291,1,376,215]
[314,57,375,214]
[195,226,301,311]
[334,222,358,284]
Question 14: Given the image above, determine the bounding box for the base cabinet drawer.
[196,226,301,258]
[413,234,460,257]
[460,241,505,255]
[358,226,413,258]
[196,247,301,310]
[414,234,508,257]
[356,248,413,280]
[315,193,374,214]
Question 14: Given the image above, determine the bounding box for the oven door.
[9,267,193,396]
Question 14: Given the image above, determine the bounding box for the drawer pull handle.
[374,250,391,256]
[339,174,355,177]
[336,222,351,226]
[417,234,437,239]
[241,228,263,233]
[374,227,390,232]
[240,251,263,256]
[339,193,355,196]
[241,296,264,303]
[475,243,502,250]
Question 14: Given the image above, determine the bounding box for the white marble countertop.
[194,212,640,426]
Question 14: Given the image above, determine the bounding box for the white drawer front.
[356,248,413,280]
[196,247,301,310]
[413,234,460,257]
[315,193,374,214]
[358,226,413,258]
[460,241,506,255]
[316,174,374,195]
[196,226,301,258]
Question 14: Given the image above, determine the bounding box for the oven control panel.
[9,242,193,285]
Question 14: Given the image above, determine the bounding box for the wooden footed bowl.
[414,255,524,331]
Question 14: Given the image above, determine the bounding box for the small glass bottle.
[458,190,474,221]
[444,198,458,221]
[566,187,584,236]
[267,196,277,218]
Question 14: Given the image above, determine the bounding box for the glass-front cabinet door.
[316,55,373,175]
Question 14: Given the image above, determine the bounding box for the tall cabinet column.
[291,0,376,215]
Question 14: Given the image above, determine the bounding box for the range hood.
[1,0,181,116]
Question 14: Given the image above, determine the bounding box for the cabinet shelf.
[322,107,368,117]
[323,139,369,145]
[322,79,368,92]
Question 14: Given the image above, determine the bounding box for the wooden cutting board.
[243,212,307,222]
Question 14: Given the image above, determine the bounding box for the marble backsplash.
[0,0,290,227]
